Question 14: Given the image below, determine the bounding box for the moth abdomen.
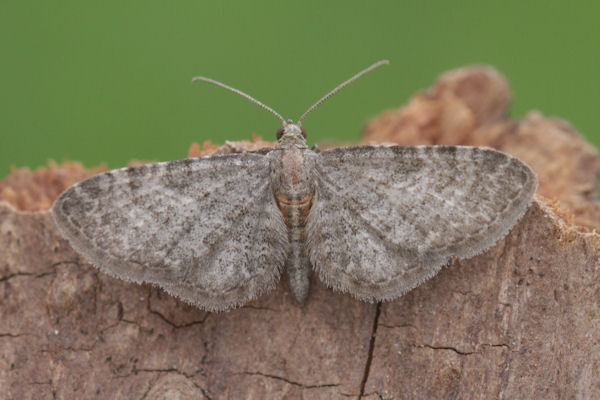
[275,195,313,229]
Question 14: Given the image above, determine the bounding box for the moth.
[52,61,538,311]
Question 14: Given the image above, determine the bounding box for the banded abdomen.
[271,146,315,304]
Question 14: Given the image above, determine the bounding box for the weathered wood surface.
[1,66,599,399]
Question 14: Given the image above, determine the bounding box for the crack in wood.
[239,371,339,389]
[418,342,511,355]
[146,288,210,329]
[359,302,381,399]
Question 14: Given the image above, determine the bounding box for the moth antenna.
[192,76,287,125]
[297,60,389,126]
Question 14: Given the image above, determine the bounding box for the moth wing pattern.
[307,145,537,301]
[52,153,288,311]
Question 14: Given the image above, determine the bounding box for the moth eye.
[276,127,285,140]
[300,127,307,139]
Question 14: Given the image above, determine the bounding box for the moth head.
[276,121,307,144]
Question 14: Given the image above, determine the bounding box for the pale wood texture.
[1,66,599,399]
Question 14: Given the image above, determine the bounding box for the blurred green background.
[2,1,599,178]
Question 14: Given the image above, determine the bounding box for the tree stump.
[1,66,599,399]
